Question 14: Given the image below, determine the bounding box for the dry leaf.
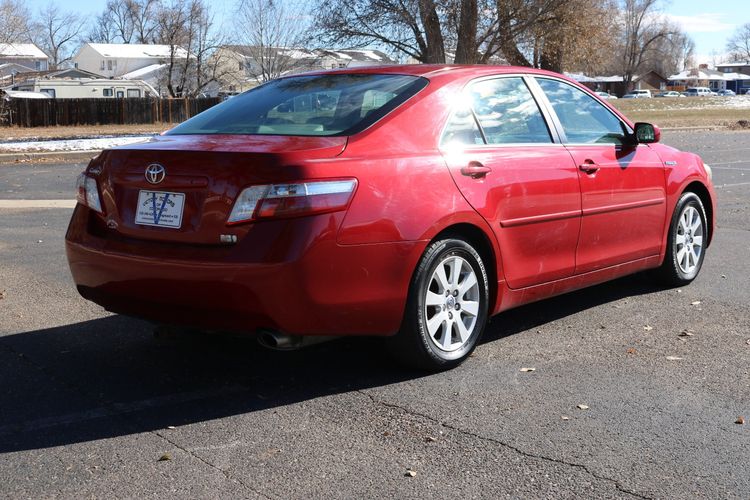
[577,404,589,410]
[666,356,683,361]
[520,367,536,372]
[405,469,417,477]
[691,301,701,306]
[425,436,437,443]
[643,325,653,331]
[678,330,694,337]
[736,416,745,425]
[383,431,391,437]
[158,453,172,461]
[626,348,637,355]
[0,290,5,300]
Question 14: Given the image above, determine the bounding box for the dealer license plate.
[135,190,185,228]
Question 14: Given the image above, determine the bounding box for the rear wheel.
[658,192,708,286]
[387,238,489,371]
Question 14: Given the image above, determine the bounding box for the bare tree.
[0,0,32,44]
[617,0,681,88]
[727,23,750,62]
[88,0,159,44]
[234,0,313,82]
[35,3,87,69]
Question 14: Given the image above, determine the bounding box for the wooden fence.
[0,97,221,128]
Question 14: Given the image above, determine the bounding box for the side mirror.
[633,122,660,144]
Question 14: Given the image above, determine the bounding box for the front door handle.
[579,160,600,174]
[461,161,492,179]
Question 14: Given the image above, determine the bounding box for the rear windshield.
[167,74,428,137]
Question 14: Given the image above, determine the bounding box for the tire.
[657,192,708,286]
[387,238,490,371]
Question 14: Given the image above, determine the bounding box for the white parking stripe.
[0,199,77,209]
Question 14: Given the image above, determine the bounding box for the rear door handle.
[579,160,600,174]
[461,162,492,179]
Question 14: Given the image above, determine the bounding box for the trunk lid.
[94,134,347,245]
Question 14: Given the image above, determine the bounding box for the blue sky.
[21,0,750,64]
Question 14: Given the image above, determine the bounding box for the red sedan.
[66,65,716,370]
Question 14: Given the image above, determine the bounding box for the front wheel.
[387,238,490,371]
[658,192,708,286]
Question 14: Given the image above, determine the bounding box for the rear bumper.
[65,205,424,336]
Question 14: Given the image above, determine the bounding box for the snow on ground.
[0,135,153,153]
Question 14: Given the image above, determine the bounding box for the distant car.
[717,89,736,96]
[655,91,682,98]
[66,66,717,370]
[685,87,713,97]
[622,89,652,98]
[595,91,618,100]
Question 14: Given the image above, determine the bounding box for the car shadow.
[0,272,664,453]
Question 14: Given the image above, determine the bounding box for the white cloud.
[665,13,736,34]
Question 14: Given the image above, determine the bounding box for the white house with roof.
[0,44,49,75]
[212,46,396,94]
[73,43,190,79]
[669,65,750,94]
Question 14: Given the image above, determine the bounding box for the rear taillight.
[75,173,103,214]
[227,179,357,225]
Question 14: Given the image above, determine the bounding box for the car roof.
[289,64,573,82]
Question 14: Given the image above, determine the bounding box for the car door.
[533,77,666,274]
[441,75,582,289]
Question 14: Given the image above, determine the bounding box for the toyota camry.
[66,65,716,370]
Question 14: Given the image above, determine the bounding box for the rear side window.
[167,74,428,137]
[537,78,628,144]
[468,77,552,144]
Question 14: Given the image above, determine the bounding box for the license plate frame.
[135,190,185,229]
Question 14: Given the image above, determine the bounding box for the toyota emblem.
[145,164,166,184]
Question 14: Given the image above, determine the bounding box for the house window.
[103,88,113,97]
[35,61,41,70]
[127,89,140,98]
[40,88,56,98]
[116,90,124,98]
[100,60,105,70]
[239,62,244,71]
[338,63,347,68]
[107,60,113,70]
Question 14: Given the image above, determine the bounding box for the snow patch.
[0,136,154,153]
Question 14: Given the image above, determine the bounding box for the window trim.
[528,75,634,147]
[439,73,563,150]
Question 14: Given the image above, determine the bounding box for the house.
[668,65,750,93]
[568,71,667,97]
[73,43,189,79]
[9,77,157,99]
[714,61,750,93]
[212,46,396,95]
[314,49,396,70]
[0,44,49,73]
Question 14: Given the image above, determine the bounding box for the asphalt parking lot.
[1,130,749,499]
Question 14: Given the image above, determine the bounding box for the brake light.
[75,173,103,214]
[227,179,357,225]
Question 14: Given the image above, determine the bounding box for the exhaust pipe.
[257,330,338,351]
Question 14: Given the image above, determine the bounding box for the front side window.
[469,77,552,144]
[537,78,628,145]
[167,74,428,137]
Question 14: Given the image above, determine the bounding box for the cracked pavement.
[1,130,749,498]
